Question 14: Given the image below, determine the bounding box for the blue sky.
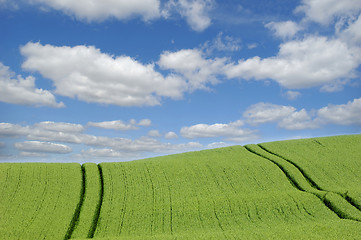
[0,0,360,163]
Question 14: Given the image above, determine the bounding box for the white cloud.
[225,36,361,90]
[21,42,186,107]
[0,62,64,108]
[34,121,85,133]
[81,148,124,158]
[14,141,72,154]
[247,43,258,49]
[244,103,296,125]
[165,131,178,139]
[20,151,47,157]
[206,142,229,149]
[317,97,361,125]
[29,0,161,22]
[0,123,30,137]
[159,49,227,90]
[243,102,320,130]
[148,130,162,137]
[338,14,361,46]
[138,119,152,127]
[180,120,258,142]
[202,32,241,54]
[243,98,361,130]
[166,0,213,31]
[1,121,203,157]
[296,0,361,25]
[265,21,301,39]
[278,109,319,130]
[284,90,301,100]
[88,119,150,131]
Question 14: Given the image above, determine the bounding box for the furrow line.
[88,164,104,238]
[258,144,361,214]
[244,145,304,192]
[65,164,85,240]
[258,144,321,190]
[244,144,361,222]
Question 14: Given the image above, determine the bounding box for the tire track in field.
[88,164,104,238]
[162,170,173,235]
[244,144,361,222]
[257,144,361,214]
[65,164,85,239]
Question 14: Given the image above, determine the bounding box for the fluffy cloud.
[206,142,228,149]
[88,119,151,131]
[265,21,301,39]
[338,14,361,46]
[180,120,258,142]
[225,36,361,90]
[165,131,178,139]
[29,0,161,22]
[80,148,124,158]
[278,109,319,130]
[148,130,162,137]
[202,32,241,54]
[317,98,361,125]
[244,102,319,130]
[166,0,214,31]
[159,49,227,90]
[243,97,361,130]
[0,123,30,137]
[14,141,72,154]
[296,0,361,25]
[0,62,64,108]
[21,42,186,107]
[244,103,297,126]
[284,90,301,100]
[1,121,203,158]
[138,119,152,127]
[34,121,85,133]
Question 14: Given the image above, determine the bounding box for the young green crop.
[0,163,82,240]
[90,146,361,239]
[2,135,361,240]
[70,163,102,239]
[259,134,361,208]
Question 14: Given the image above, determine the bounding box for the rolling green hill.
[1,134,361,239]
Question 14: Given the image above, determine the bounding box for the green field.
[1,134,361,239]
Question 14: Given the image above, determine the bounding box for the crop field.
[0,134,361,239]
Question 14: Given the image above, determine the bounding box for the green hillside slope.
[1,134,361,239]
[0,163,82,240]
[86,144,361,239]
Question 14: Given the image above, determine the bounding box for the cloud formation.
[0,62,64,108]
[21,42,186,107]
[0,121,203,159]
[88,119,151,131]
[296,0,361,25]
[15,141,72,154]
[159,48,227,90]
[243,97,361,130]
[29,0,161,22]
[318,98,361,126]
[166,0,214,31]
[225,36,361,90]
[180,120,258,142]
[265,21,301,39]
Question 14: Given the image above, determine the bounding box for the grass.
[0,163,82,240]
[259,134,361,210]
[1,134,361,239]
